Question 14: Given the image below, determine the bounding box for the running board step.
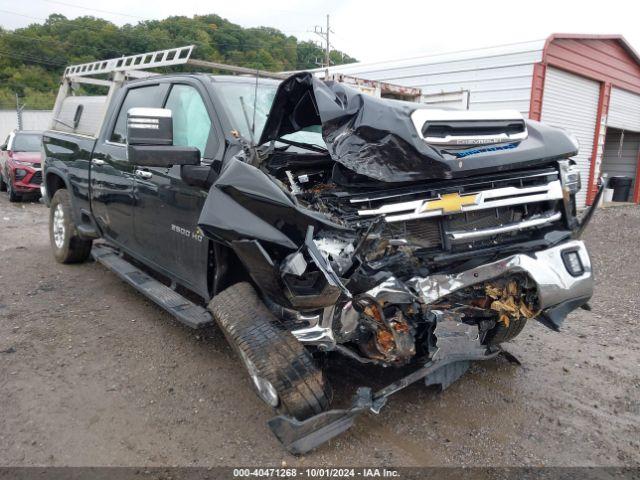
[91,244,213,329]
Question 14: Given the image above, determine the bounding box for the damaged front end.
[198,72,597,453]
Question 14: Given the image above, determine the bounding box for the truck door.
[90,83,168,252]
[133,81,220,299]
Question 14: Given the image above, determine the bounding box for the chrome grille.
[347,168,564,252]
[386,218,441,249]
[447,208,523,232]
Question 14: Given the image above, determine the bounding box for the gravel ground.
[0,194,639,467]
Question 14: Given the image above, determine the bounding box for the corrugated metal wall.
[0,110,52,140]
[541,67,600,208]
[318,41,545,116]
[608,87,640,131]
[545,38,640,95]
[601,128,639,200]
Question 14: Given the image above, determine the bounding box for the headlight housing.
[559,160,581,195]
[13,159,33,167]
[15,169,27,179]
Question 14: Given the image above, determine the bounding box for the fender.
[43,131,97,231]
[44,167,78,220]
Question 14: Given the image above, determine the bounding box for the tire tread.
[209,282,331,420]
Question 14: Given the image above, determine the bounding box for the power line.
[42,0,144,20]
[0,31,119,56]
[40,1,327,20]
[0,48,66,66]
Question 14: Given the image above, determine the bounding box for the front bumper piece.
[291,240,593,346]
[409,239,593,329]
[275,241,593,453]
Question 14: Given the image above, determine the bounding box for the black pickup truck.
[42,68,600,453]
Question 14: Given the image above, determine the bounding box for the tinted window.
[12,133,42,152]
[110,85,165,143]
[164,84,212,156]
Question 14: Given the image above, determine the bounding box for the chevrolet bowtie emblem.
[420,192,479,214]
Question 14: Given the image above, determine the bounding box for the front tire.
[49,189,92,264]
[484,317,528,345]
[0,173,6,192]
[209,282,332,420]
[7,179,21,202]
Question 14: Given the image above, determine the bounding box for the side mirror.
[126,108,200,167]
[0,144,6,151]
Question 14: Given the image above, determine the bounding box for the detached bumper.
[410,240,593,328]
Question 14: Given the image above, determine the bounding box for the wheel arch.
[44,169,83,226]
[45,169,69,199]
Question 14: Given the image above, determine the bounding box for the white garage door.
[541,67,600,208]
[608,87,640,132]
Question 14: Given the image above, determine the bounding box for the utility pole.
[325,14,330,78]
[312,14,333,78]
[15,93,24,131]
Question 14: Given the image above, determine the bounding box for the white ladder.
[63,45,194,79]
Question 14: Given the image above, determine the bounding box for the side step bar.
[91,244,213,329]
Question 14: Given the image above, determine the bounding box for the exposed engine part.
[285,170,302,195]
[353,296,416,365]
[314,236,355,274]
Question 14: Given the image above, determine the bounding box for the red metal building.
[529,34,640,205]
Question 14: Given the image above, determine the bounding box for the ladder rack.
[62,45,287,82]
[51,45,287,135]
[63,45,195,79]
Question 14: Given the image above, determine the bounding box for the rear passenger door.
[133,80,220,299]
[90,83,168,252]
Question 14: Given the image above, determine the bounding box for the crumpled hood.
[259,73,578,182]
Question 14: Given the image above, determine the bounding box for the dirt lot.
[0,194,639,467]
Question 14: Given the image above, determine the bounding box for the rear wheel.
[49,189,92,264]
[484,317,528,345]
[208,282,331,420]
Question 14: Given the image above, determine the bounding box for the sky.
[1,0,639,64]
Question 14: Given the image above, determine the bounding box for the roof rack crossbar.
[63,45,195,78]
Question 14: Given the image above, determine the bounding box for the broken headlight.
[559,160,581,195]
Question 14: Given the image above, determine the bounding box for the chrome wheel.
[238,348,279,407]
[52,203,65,249]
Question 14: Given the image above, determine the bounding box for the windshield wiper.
[275,137,327,154]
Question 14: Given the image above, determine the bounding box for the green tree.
[0,13,357,109]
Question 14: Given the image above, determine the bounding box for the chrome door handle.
[135,169,153,179]
[91,158,106,166]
